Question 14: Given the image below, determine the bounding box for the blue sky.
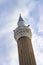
[0,0,43,65]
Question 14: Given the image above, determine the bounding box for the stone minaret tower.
[14,15,36,65]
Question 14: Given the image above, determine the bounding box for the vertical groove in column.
[17,36,36,65]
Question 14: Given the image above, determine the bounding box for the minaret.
[14,15,36,65]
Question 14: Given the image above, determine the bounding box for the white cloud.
[37,5,43,32]
[0,7,29,38]
[28,17,35,27]
[16,7,29,17]
[32,30,43,65]
[28,1,37,11]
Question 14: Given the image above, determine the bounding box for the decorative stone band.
[14,26,32,41]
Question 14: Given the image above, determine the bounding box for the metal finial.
[19,13,21,16]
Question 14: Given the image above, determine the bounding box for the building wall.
[17,36,36,65]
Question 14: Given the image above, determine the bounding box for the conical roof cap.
[18,14,24,21]
[17,14,26,26]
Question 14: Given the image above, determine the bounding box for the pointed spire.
[17,14,25,26]
[17,14,29,27]
[18,14,24,22]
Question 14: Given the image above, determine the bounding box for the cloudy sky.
[0,0,43,65]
